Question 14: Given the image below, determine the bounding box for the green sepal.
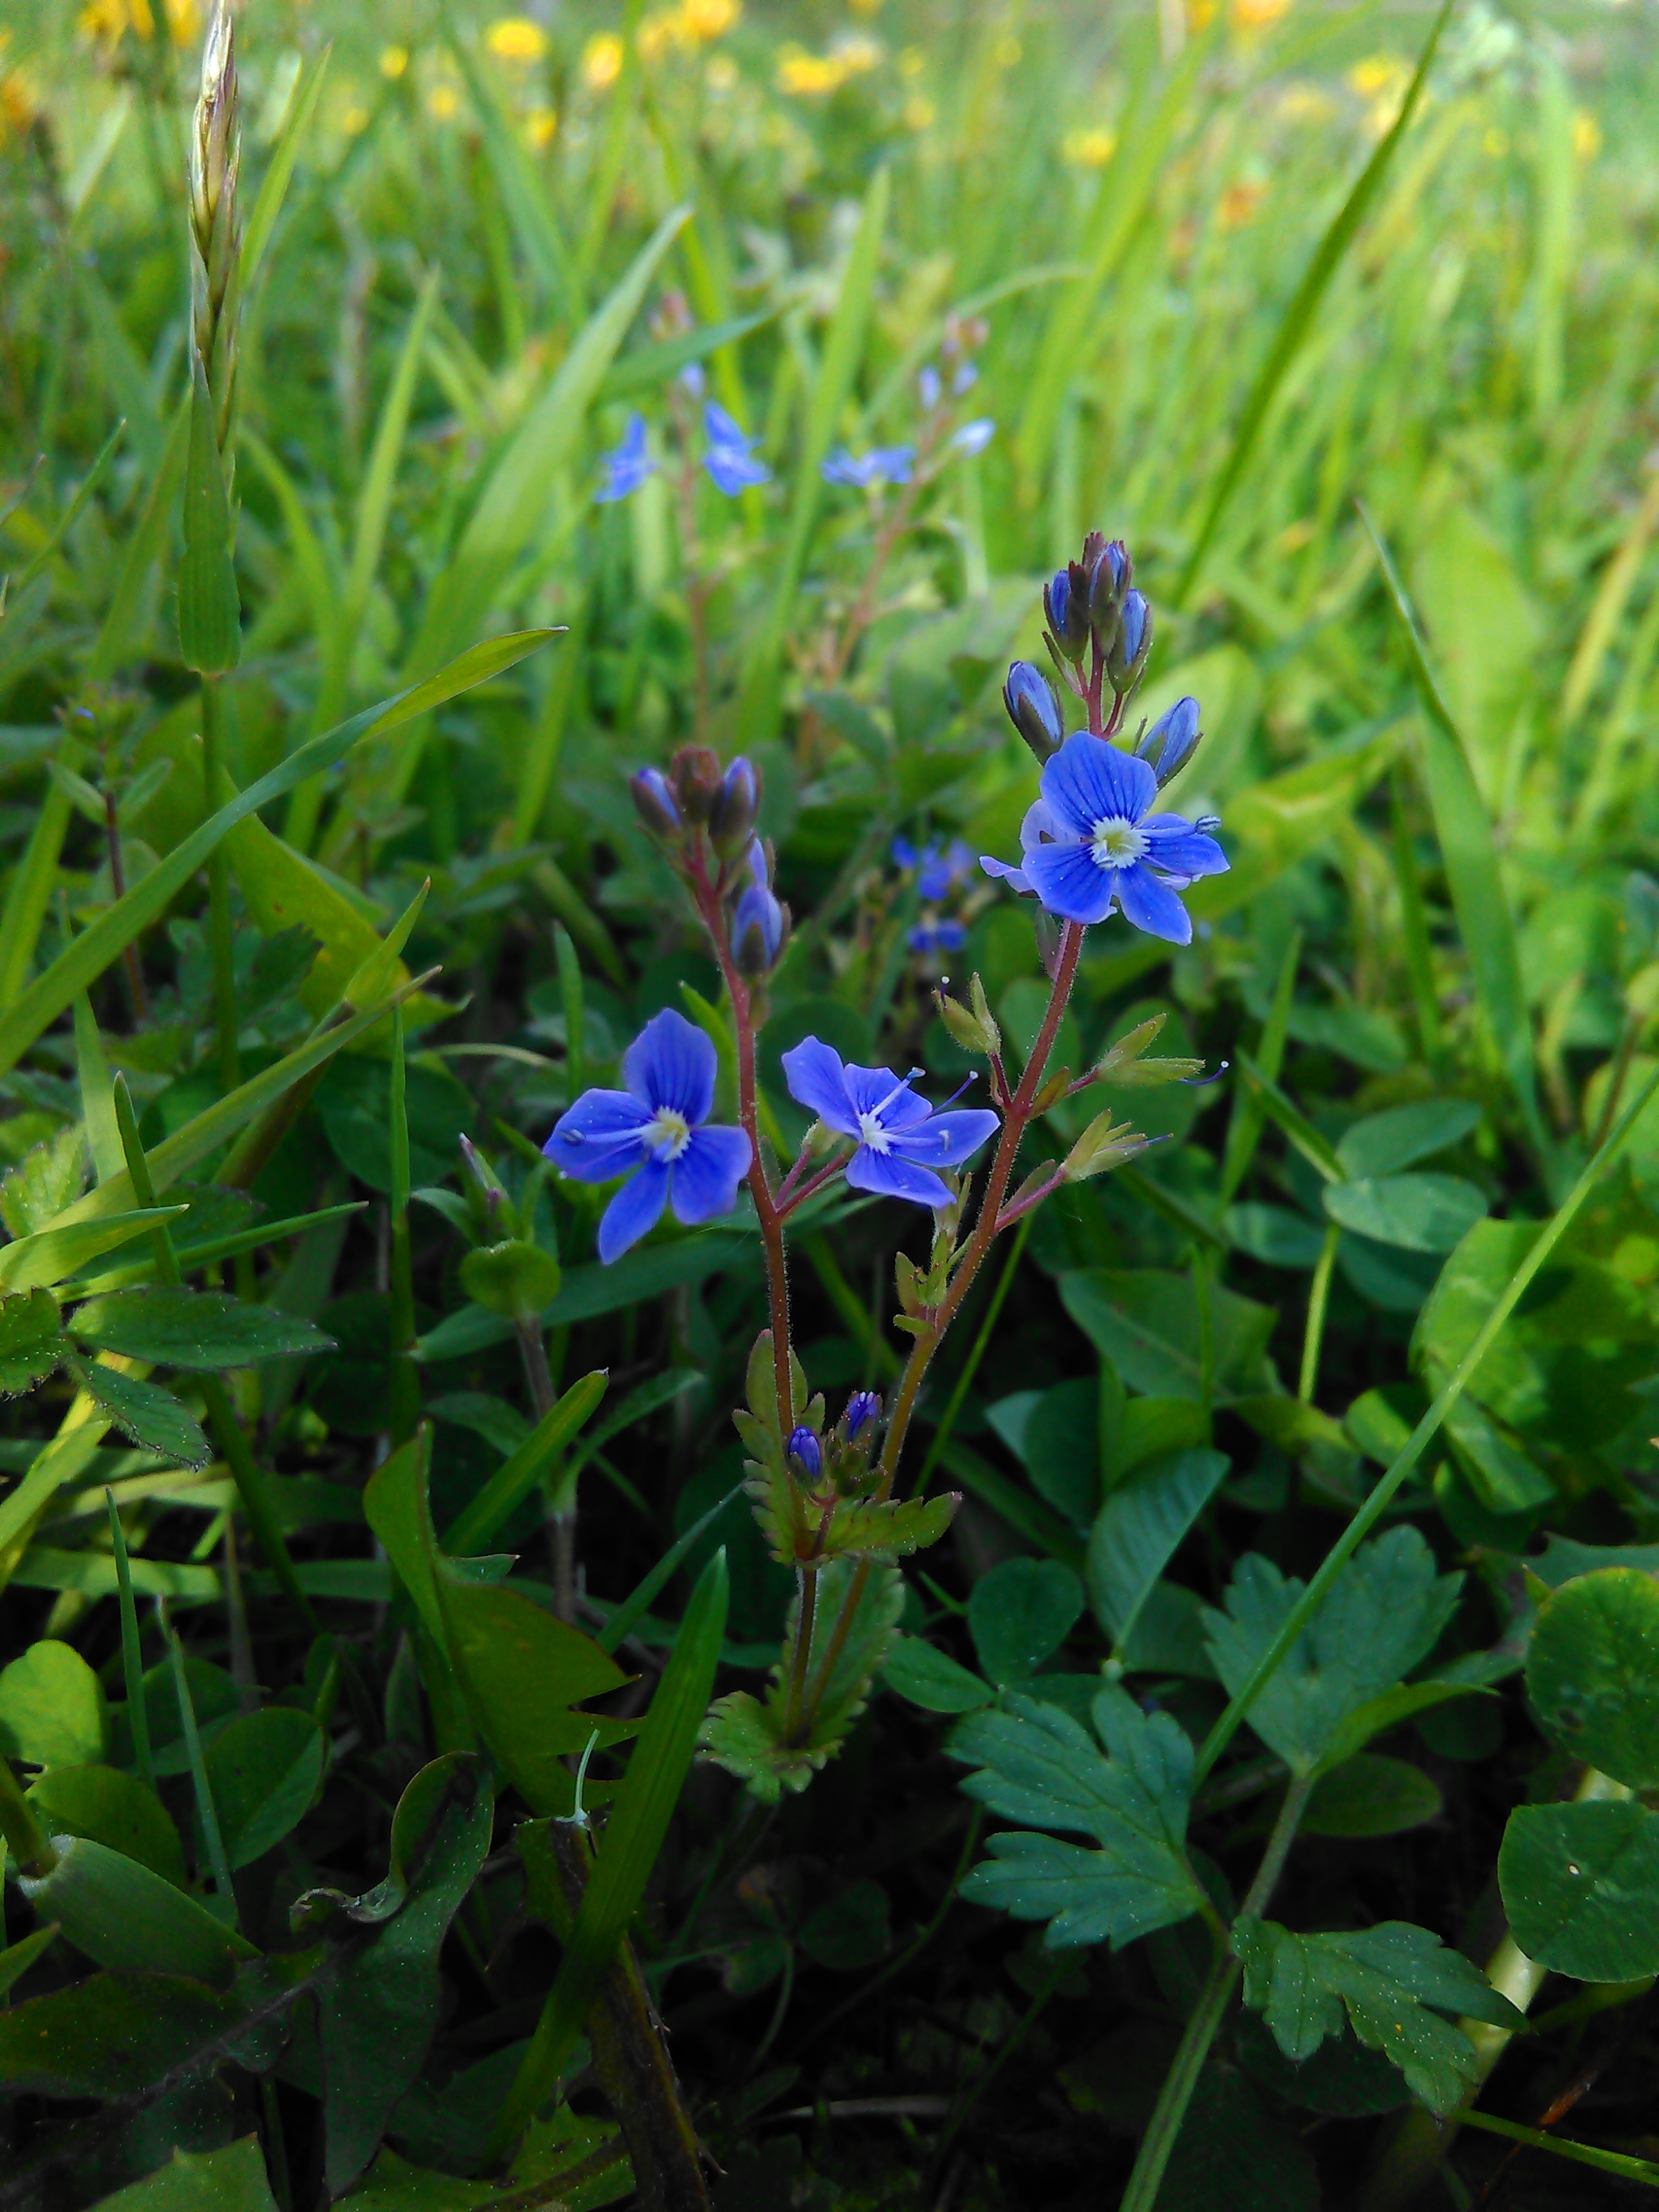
[178,346,241,675]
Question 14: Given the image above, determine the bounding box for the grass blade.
[241,45,331,290]
[12,419,125,597]
[106,1487,155,1792]
[443,1371,608,1555]
[596,1481,745,1656]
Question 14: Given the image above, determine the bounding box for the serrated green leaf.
[1,1123,87,1238]
[0,1207,188,1293]
[1233,1915,1521,2115]
[69,1286,332,1370]
[1203,1529,1461,1776]
[953,1689,1203,1950]
[821,1488,958,1564]
[0,1287,65,1394]
[71,1362,211,1471]
[1499,1799,1659,1983]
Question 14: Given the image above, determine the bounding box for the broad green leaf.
[1443,1394,1555,1514]
[701,1557,903,1801]
[1119,1582,1217,1679]
[1322,1174,1487,1254]
[176,350,240,674]
[18,1834,258,1986]
[1499,1799,1659,1983]
[1225,1203,1327,1270]
[204,1707,326,1868]
[0,1638,107,1768]
[1301,1754,1442,1838]
[316,1765,495,2195]
[1,1123,87,1237]
[71,1364,211,1472]
[954,1688,1203,1950]
[1526,1568,1659,1788]
[26,1764,185,1884]
[1533,1535,1659,1588]
[880,1635,994,1715]
[1336,1100,1483,1180]
[1088,1449,1228,1652]
[0,1958,305,2099]
[1060,1269,1275,1404]
[1233,1915,1520,2114]
[1159,2065,1320,2212]
[415,1234,750,1360]
[494,1548,729,2153]
[0,1922,60,2001]
[458,1239,563,1320]
[82,2139,279,2212]
[0,1287,66,1394]
[225,816,425,1027]
[1020,1376,1100,1522]
[69,1287,332,1370]
[0,1208,187,1293]
[318,1057,475,1194]
[1202,1529,1461,1776]
[968,1559,1085,1687]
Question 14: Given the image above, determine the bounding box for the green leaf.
[1499,1799,1659,1983]
[0,1207,189,1294]
[0,1637,107,1767]
[1202,1529,1461,1776]
[203,1707,326,1868]
[26,1765,185,1884]
[953,1688,1204,1950]
[879,1635,993,1715]
[968,1559,1084,1687]
[319,1057,474,1190]
[1225,1203,1328,1270]
[18,1834,258,1986]
[176,349,241,675]
[71,1363,211,1472]
[81,2139,279,2212]
[800,1880,890,1972]
[1336,1100,1483,1180]
[0,1921,60,2001]
[1301,1754,1443,1838]
[1322,1174,1487,1254]
[416,1234,749,1360]
[1315,1678,1497,1774]
[494,1548,729,2153]
[443,1370,606,1555]
[1525,1568,1659,1787]
[1088,1449,1229,1653]
[1159,2065,1320,2212]
[1060,1269,1275,1403]
[1233,1915,1520,2115]
[819,1489,959,1564]
[241,46,331,288]
[69,1287,332,1370]
[315,1764,496,2195]
[1,1123,87,1237]
[0,1287,66,1394]
[701,1557,903,1801]
[1018,1376,1101,1521]
[294,1754,474,1933]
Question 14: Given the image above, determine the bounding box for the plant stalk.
[200,675,241,1098]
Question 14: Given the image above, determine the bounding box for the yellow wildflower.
[838,35,881,73]
[525,104,557,147]
[1232,0,1289,26]
[582,32,624,88]
[78,0,198,46]
[993,32,1022,66]
[777,45,846,95]
[639,12,679,62]
[1572,109,1602,161]
[380,44,409,79]
[428,83,460,120]
[898,46,926,77]
[1062,126,1116,168]
[0,64,38,138]
[341,102,369,134]
[682,0,739,40]
[486,18,548,64]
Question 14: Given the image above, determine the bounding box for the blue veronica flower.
[950,419,995,456]
[980,733,1226,944]
[780,1038,1000,1207]
[822,444,915,489]
[702,402,771,495]
[908,916,967,956]
[544,1008,751,1263]
[595,413,656,504]
[918,365,942,409]
[892,837,973,901]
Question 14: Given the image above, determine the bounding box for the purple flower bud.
[843,1389,881,1441]
[734,882,785,975]
[787,1425,823,1484]
[1043,568,1090,663]
[919,364,941,410]
[670,743,723,824]
[630,767,681,838]
[1136,695,1202,785]
[1107,590,1152,692]
[710,755,760,857]
[1003,660,1064,760]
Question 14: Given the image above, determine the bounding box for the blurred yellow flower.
[903,95,935,131]
[1347,53,1410,135]
[839,36,881,73]
[380,44,409,79]
[1232,0,1289,26]
[898,46,926,77]
[1483,124,1508,158]
[1276,82,1333,123]
[850,0,883,15]
[525,104,557,147]
[777,37,879,95]
[341,102,369,134]
[0,63,38,139]
[639,13,678,61]
[1573,109,1602,161]
[1062,126,1117,167]
[583,32,624,88]
[682,0,740,40]
[487,18,548,63]
[428,83,460,120]
[78,0,198,48]
[994,33,1022,66]
[1218,177,1268,226]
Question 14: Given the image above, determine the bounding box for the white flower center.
[1090,815,1147,870]
[644,1108,692,1161]
[857,1111,892,1154]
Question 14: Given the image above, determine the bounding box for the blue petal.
[1040,733,1159,836]
[845,1146,952,1207]
[1020,797,1060,854]
[1114,861,1193,945]
[597,1158,671,1263]
[981,854,1033,894]
[623,1009,715,1123]
[704,400,750,451]
[1142,818,1229,879]
[704,449,770,496]
[843,1065,932,1134]
[781,1037,860,1136]
[671,1124,753,1225]
[1024,842,1120,926]
[890,1108,1001,1167]
[545,1089,651,1182]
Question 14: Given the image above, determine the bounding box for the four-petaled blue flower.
[981,733,1226,944]
[822,444,915,489]
[596,413,656,504]
[781,1038,1000,1207]
[545,1009,752,1264]
[907,917,966,955]
[892,836,973,901]
[703,402,771,495]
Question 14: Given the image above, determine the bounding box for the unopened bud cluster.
[787,1389,885,1501]
[631,744,789,980]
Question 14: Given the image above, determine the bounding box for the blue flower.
[980,733,1227,944]
[703,402,771,495]
[950,419,995,456]
[787,1425,823,1483]
[544,1008,752,1263]
[908,916,967,956]
[822,444,915,489]
[595,413,656,503]
[892,837,972,901]
[918,365,942,409]
[780,1038,1000,1207]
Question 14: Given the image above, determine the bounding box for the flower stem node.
[935,973,1001,1058]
